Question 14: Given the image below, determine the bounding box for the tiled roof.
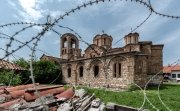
[0,84,67,110]
[0,83,140,111]
[0,84,95,111]
[163,65,180,73]
[0,59,26,71]
[40,54,67,63]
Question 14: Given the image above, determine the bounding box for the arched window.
[113,63,116,77]
[79,66,83,77]
[68,68,71,78]
[63,38,68,48]
[71,39,76,48]
[113,63,121,78]
[94,65,99,77]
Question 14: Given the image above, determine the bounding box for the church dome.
[93,34,113,49]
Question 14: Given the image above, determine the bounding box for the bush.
[33,60,61,84]
[13,58,62,84]
[0,70,22,86]
[13,58,31,84]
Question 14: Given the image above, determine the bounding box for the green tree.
[13,58,31,83]
[13,58,62,84]
[13,58,29,69]
[33,60,61,84]
[0,70,22,85]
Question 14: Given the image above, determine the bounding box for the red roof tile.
[0,98,24,108]
[163,65,180,73]
[0,84,76,110]
[24,87,65,101]
[5,83,39,92]
[55,88,74,101]
[0,59,26,71]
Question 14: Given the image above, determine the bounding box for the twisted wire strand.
[0,22,47,28]
[0,33,51,60]
[1,0,180,60]
[29,18,55,110]
[156,59,180,111]
[0,0,180,110]
[5,24,45,58]
[56,24,101,56]
[113,1,153,46]
[157,79,172,111]
[142,58,180,110]
[0,48,21,59]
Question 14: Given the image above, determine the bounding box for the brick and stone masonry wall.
[61,54,137,89]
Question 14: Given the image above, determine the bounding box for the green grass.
[81,84,180,111]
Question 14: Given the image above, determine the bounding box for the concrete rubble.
[0,84,147,111]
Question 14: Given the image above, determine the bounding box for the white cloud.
[18,0,44,21]
[50,11,64,19]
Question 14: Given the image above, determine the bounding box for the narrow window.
[68,68,71,78]
[94,65,99,77]
[118,63,121,77]
[71,42,76,48]
[79,66,83,77]
[71,39,76,48]
[64,41,68,48]
[104,38,106,45]
[113,63,121,78]
[113,63,116,77]
[129,36,132,44]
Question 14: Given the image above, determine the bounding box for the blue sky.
[0,0,180,65]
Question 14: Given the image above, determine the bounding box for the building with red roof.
[0,59,26,73]
[163,65,180,82]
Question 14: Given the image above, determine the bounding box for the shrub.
[13,58,62,84]
[0,70,22,86]
[13,58,31,83]
[33,60,61,84]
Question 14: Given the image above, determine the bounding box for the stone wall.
[60,33,164,89]
[134,55,147,87]
[61,54,137,89]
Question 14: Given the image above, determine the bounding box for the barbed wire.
[1,0,180,60]
[0,33,52,61]
[0,22,47,28]
[142,57,180,110]
[4,24,46,59]
[0,0,180,110]
[0,47,23,62]
[157,58,180,111]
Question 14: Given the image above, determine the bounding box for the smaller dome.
[124,32,139,45]
[93,34,113,42]
[93,34,113,49]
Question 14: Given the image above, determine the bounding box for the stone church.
[59,32,163,89]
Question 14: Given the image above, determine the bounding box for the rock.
[75,89,86,98]
[0,96,6,103]
[91,98,101,108]
[57,102,72,111]
[106,102,115,110]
